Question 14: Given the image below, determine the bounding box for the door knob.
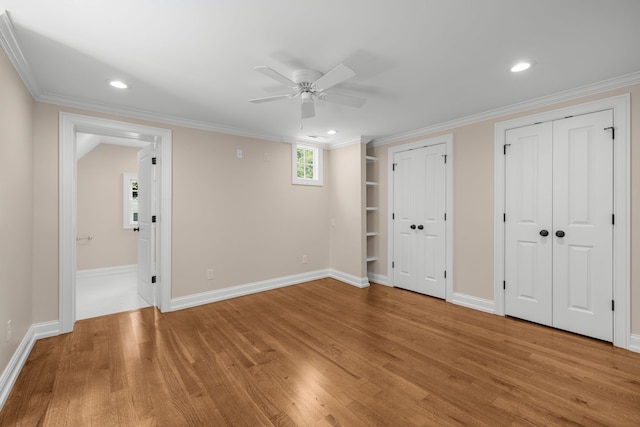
[410,224,416,230]
[417,225,424,230]
[133,227,140,232]
[539,229,549,237]
[555,230,565,238]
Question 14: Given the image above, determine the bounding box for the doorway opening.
[75,133,150,319]
[60,113,172,333]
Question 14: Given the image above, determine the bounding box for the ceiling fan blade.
[249,94,295,103]
[254,65,295,87]
[319,92,366,108]
[301,99,315,119]
[313,64,355,92]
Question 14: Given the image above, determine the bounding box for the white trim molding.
[451,292,495,314]
[0,321,60,410]
[169,270,332,311]
[386,134,454,300]
[76,264,137,280]
[367,273,390,286]
[371,72,640,147]
[329,270,370,288]
[493,94,631,350]
[60,113,172,333]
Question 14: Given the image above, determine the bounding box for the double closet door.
[504,110,614,342]
[393,143,446,298]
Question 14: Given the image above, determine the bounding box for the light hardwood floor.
[2,279,639,426]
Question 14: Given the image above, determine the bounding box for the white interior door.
[137,143,156,306]
[552,111,613,341]
[504,123,553,326]
[504,110,614,341]
[393,144,446,297]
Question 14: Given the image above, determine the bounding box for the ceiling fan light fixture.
[301,92,313,103]
[510,61,532,73]
[327,130,337,135]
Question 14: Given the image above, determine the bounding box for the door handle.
[417,225,424,230]
[133,227,140,232]
[410,224,416,230]
[555,230,565,238]
[539,229,549,237]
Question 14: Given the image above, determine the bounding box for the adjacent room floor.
[76,269,150,320]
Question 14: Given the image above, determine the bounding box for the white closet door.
[504,123,553,326]
[393,144,446,297]
[552,110,613,341]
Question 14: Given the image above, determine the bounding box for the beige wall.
[77,144,139,270]
[171,127,331,297]
[328,143,367,278]
[368,84,640,333]
[0,48,34,377]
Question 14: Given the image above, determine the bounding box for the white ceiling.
[1,0,640,145]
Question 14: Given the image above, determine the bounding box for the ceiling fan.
[249,63,366,121]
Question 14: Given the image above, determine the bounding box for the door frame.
[387,134,454,300]
[493,94,630,348]
[60,112,172,333]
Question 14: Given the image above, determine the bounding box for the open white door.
[137,143,156,306]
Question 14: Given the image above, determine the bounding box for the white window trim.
[292,143,323,186]
[122,172,138,229]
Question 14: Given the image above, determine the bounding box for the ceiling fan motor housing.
[292,69,322,86]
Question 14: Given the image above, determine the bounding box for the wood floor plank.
[1,279,639,426]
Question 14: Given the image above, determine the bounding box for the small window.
[123,173,138,229]
[292,143,323,186]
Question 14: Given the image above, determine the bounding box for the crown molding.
[328,136,371,150]
[371,71,640,147]
[0,10,40,98]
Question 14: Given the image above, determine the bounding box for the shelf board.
[366,232,379,237]
[366,155,378,163]
[366,256,379,262]
[366,181,378,187]
[366,207,378,211]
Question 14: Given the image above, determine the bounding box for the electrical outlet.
[236,149,243,158]
[302,255,308,264]
[207,268,214,280]
[6,320,11,342]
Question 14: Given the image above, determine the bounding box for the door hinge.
[152,215,157,223]
[612,300,615,311]
[442,154,448,164]
[612,214,615,225]
[503,144,511,155]
[392,261,395,269]
[503,281,506,290]
[151,275,157,284]
[392,213,395,220]
[444,213,447,221]
[392,163,397,171]
[151,157,157,165]
[503,213,506,223]
[444,270,447,279]
[604,126,615,140]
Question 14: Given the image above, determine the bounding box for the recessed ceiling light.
[510,62,532,73]
[327,130,337,135]
[109,80,128,89]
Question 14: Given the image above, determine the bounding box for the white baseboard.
[329,270,370,288]
[76,264,137,279]
[0,320,60,410]
[629,334,640,353]
[169,269,332,311]
[450,291,495,314]
[367,272,390,286]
